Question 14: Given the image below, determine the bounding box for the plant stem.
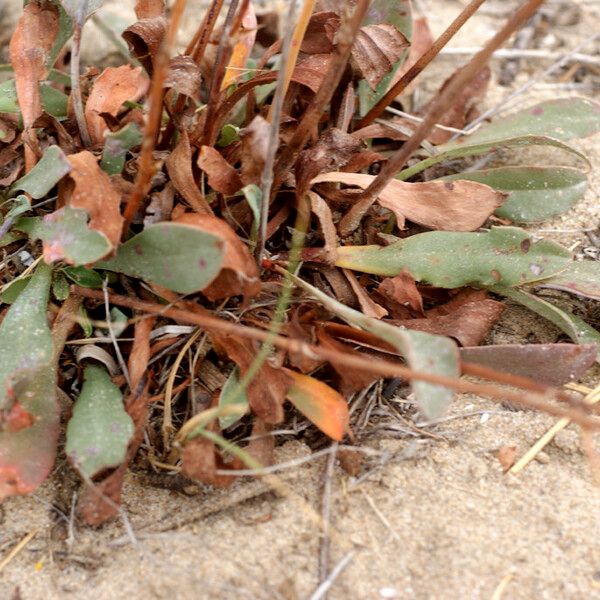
[71,1,92,148]
[339,0,547,236]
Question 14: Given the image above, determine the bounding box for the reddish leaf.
[211,334,291,424]
[165,130,213,214]
[497,445,517,472]
[377,269,425,318]
[301,11,340,54]
[174,212,260,301]
[284,369,349,441]
[182,435,240,488]
[85,66,149,145]
[312,172,506,231]
[461,344,597,386]
[64,151,124,249]
[351,24,409,90]
[197,145,243,196]
[8,1,58,170]
[245,418,275,468]
[135,0,165,19]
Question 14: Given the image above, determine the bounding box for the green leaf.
[5,195,31,220]
[216,124,240,147]
[336,227,572,288]
[285,271,459,419]
[100,123,142,175]
[31,206,112,266]
[536,260,600,301]
[0,276,31,305]
[441,98,600,149]
[358,0,412,115]
[62,265,104,288]
[65,363,134,478]
[97,222,225,294]
[442,167,588,223]
[240,184,261,244]
[0,264,59,498]
[0,79,68,118]
[52,270,70,301]
[397,135,589,181]
[493,286,600,363]
[10,145,71,199]
[79,305,93,337]
[218,367,249,430]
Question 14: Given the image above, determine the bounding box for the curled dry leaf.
[301,11,340,54]
[122,15,167,75]
[351,23,410,90]
[211,333,291,424]
[197,146,243,196]
[312,172,506,231]
[164,56,202,101]
[65,151,124,249]
[85,65,149,145]
[174,212,260,301]
[8,1,59,170]
[165,130,213,214]
[343,268,388,319]
[284,369,349,441]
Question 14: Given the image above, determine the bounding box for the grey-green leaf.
[100,123,142,175]
[397,135,589,181]
[536,260,600,301]
[218,367,249,429]
[493,286,600,363]
[441,98,600,149]
[97,222,225,294]
[0,79,68,118]
[66,363,134,478]
[442,166,588,223]
[336,227,572,288]
[285,271,459,419]
[10,145,71,199]
[31,206,112,265]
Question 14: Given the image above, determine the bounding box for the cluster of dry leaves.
[1,0,600,526]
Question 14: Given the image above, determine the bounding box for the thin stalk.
[122,0,188,230]
[71,1,92,148]
[339,0,547,236]
[71,286,600,430]
[256,0,300,262]
[356,0,488,129]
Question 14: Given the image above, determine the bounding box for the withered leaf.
[377,269,425,318]
[197,146,243,196]
[165,130,212,214]
[122,16,167,75]
[221,1,257,89]
[343,269,388,319]
[240,116,270,185]
[9,1,59,170]
[351,24,409,90]
[312,172,506,231]
[211,333,291,424]
[301,11,340,54]
[66,151,124,249]
[164,56,202,100]
[85,65,149,145]
[135,0,165,19]
[308,191,338,264]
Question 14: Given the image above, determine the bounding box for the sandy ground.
[2,1,600,599]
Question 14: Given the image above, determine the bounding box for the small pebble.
[379,587,398,599]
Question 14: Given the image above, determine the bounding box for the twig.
[439,47,600,68]
[454,31,600,139]
[318,442,338,589]
[0,530,38,573]
[71,285,600,431]
[71,1,92,148]
[339,0,548,236]
[509,384,600,475]
[309,551,355,600]
[103,279,131,388]
[357,0,488,129]
[122,0,188,230]
[256,0,300,262]
[200,0,241,146]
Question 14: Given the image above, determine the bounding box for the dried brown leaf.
[85,66,149,145]
[312,172,506,231]
[497,445,517,472]
[135,0,165,19]
[377,269,425,318]
[343,269,388,319]
[164,56,202,100]
[308,191,338,264]
[351,23,409,90]
[301,11,340,54]
[122,17,167,75]
[165,130,213,214]
[240,115,270,185]
[197,146,243,196]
